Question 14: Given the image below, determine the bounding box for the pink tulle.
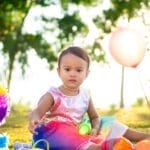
[0,91,10,125]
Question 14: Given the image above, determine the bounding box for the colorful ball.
[0,85,10,125]
[109,27,146,68]
[135,139,150,150]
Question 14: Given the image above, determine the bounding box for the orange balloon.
[135,139,150,150]
[109,27,146,67]
[113,137,133,150]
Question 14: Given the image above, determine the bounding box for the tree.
[0,0,90,88]
[0,0,56,88]
[0,0,149,96]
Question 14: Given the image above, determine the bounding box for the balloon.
[109,27,146,67]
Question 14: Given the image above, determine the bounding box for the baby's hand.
[91,135,104,144]
[90,128,99,136]
[28,119,40,134]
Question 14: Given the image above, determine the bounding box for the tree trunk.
[7,54,15,90]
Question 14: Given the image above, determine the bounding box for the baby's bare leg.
[87,143,101,150]
[123,128,150,142]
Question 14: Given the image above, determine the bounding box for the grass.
[0,104,150,149]
[97,106,150,132]
[0,103,32,149]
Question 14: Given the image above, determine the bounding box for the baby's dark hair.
[58,46,90,68]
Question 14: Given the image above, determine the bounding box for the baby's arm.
[87,99,100,136]
[28,92,54,134]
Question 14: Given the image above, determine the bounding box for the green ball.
[78,123,91,135]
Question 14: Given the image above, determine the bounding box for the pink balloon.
[109,27,146,67]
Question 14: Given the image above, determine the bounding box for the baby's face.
[58,53,89,90]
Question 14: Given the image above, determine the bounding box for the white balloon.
[109,27,146,67]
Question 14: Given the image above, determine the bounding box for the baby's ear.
[86,70,90,77]
[57,67,60,76]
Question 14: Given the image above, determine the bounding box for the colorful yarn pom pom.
[0,85,10,125]
[135,139,150,150]
[101,137,133,150]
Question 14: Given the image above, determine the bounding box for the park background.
[0,0,150,149]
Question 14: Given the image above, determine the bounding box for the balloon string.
[135,68,150,109]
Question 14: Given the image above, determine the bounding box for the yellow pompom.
[0,85,8,95]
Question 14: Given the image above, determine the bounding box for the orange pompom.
[113,137,133,150]
[135,139,150,150]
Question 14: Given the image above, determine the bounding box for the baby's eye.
[76,69,82,72]
[64,68,70,71]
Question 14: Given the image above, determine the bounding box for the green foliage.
[0,1,33,88]
[94,0,150,32]
[132,97,144,107]
[88,39,106,62]
[57,13,88,48]
[60,0,99,8]
[108,103,118,114]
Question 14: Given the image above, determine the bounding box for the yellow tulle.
[0,85,8,95]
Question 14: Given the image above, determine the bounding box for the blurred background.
[0,0,150,109]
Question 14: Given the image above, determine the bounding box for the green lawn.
[1,104,150,149]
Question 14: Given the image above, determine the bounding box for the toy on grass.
[78,116,115,136]
[14,139,49,150]
[0,85,10,125]
[135,139,150,150]
[0,134,9,149]
[109,27,146,68]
